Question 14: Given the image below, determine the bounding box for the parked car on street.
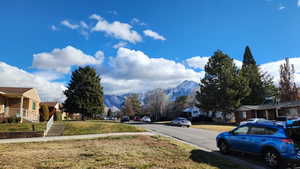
[141,116,151,123]
[133,116,141,121]
[239,118,268,125]
[121,116,130,123]
[171,117,192,127]
[216,119,300,168]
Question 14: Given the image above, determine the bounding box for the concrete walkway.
[0,132,154,144]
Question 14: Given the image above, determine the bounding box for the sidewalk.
[0,132,154,144]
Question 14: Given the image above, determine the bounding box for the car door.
[246,126,277,154]
[227,125,250,152]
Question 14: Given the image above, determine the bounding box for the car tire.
[218,140,230,154]
[263,149,283,169]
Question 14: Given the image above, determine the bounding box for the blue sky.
[1,0,300,101]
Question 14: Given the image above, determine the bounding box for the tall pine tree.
[241,46,276,105]
[64,66,104,120]
[196,50,250,121]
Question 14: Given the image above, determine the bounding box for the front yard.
[0,120,145,135]
[0,135,250,169]
[62,120,145,135]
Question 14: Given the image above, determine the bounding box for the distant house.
[235,100,300,123]
[0,87,40,122]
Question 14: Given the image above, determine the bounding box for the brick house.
[235,101,300,123]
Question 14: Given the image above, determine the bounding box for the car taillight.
[281,139,294,144]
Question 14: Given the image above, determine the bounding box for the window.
[233,126,249,135]
[248,126,278,135]
[265,128,278,135]
[239,112,246,119]
[32,102,36,110]
[248,127,265,135]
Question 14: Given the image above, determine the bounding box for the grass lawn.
[0,122,46,132]
[62,120,146,135]
[192,124,236,132]
[0,120,145,135]
[0,135,251,169]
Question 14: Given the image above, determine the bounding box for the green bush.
[39,104,49,122]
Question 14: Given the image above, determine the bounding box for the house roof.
[40,102,59,107]
[237,100,300,111]
[0,87,32,95]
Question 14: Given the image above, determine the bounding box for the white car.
[141,116,151,123]
[171,117,192,127]
[239,118,268,125]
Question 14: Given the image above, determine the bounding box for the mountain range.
[104,80,199,109]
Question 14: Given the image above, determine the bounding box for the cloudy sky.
[1,0,300,102]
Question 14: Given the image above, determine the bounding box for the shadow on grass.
[190,149,265,169]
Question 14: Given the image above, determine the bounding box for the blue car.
[216,119,300,168]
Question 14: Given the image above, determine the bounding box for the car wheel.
[263,149,281,169]
[218,140,230,154]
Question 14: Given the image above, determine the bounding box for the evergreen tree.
[63,66,104,120]
[279,58,298,102]
[241,46,276,105]
[196,50,250,121]
[39,104,49,122]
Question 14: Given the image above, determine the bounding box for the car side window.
[248,126,278,135]
[264,127,278,135]
[233,126,249,135]
[248,126,265,135]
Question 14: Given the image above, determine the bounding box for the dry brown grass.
[191,125,235,132]
[0,135,250,169]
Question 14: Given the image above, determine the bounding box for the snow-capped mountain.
[104,80,199,109]
[165,80,199,101]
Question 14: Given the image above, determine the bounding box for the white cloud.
[51,25,58,31]
[298,0,300,7]
[33,71,63,81]
[131,18,146,26]
[143,29,166,41]
[260,58,300,85]
[113,41,128,49]
[278,4,285,10]
[61,20,79,29]
[89,14,103,21]
[91,16,142,43]
[80,21,89,29]
[186,56,242,69]
[32,46,104,74]
[0,62,66,102]
[100,47,201,94]
[108,10,118,15]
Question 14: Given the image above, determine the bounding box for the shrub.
[39,104,49,122]
[7,117,14,123]
[55,111,62,121]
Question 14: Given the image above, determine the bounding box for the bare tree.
[279,58,299,102]
[144,89,169,121]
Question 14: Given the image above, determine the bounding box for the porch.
[0,95,39,122]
